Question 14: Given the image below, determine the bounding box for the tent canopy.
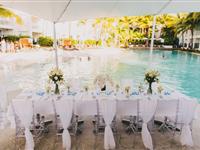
[1,0,200,22]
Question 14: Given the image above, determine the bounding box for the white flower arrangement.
[83,85,89,92]
[144,69,160,94]
[115,84,120,92]
[138,82,144,93]
[144,70,160,83]
[48,68,64,94]
[94,74,113,89]
[48,68,64,85]
[45,83,51,93]
[125,86,131,94]
[157,84,164,94]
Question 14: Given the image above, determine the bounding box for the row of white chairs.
[11,95,197,150]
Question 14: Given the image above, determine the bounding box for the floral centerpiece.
[144,70,160,94]
[138,82,144,93]
[115,84,120,92]
[124,86,131,96]
[94,74,113,91]
[84,85,89,92]
[65,82,71,93]
[48,68,64,94]
[157,84,164,94]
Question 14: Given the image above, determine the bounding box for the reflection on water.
[0,48,200,100]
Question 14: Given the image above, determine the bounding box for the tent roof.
[1,0,200,22]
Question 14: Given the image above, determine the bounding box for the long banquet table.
[7,90,198,150]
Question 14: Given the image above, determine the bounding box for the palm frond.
[0,6,23,25]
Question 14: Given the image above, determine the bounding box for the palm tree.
[92,17,116,46]
[174,14,187,47]
[136,16,153,46]
[0,6,23,24]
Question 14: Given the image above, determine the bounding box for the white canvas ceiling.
[1,0,200,23]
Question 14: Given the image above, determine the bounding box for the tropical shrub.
[154,40,163,46]
[161,27,179,46]
[19,35,30,38]
[4,35,19,42]
[84,39,97,46]
[96,40,102,46]
[38,36,53,47]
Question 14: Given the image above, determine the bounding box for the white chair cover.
[54,98,73,150]
[12,99,34,150]
[180,98,197,146]
[75,100,98,116]
[34,97,55,115]
[155,99,179,121]
[140,99,157,150]
[99,99,116,150]
[116,100,138,116]
[80,92,94,101]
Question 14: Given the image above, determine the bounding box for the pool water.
[112,50,200,99]
[0,49,200,100]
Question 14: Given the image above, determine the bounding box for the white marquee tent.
[1,0,200,67]
[2,0,200,22]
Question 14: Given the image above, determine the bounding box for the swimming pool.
[0,48,200,100]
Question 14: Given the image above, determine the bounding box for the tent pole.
[150,15,156,60]
[53,21,58,68]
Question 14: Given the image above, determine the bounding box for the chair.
[155,99,180,134]
[12,99,35,150]
[53,97,74,150]
[116,99,140,149]
[75,93,96,133]
[75,99,98,133]
[33,98,54,137]
[117,99,140,134]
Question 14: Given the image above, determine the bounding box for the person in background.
[1,39,6,53]
[10,41,15,53]
[6,40,11,53]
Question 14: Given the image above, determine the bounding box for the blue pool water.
[61,49,200,100]
[109,50,200,99]
[1,49,200,100]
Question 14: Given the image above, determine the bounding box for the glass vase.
[147,82,152,94]
[55,84,60,95]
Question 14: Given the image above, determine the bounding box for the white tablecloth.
[7,90,198,148]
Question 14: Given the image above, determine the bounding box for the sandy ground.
[0,116,199,150]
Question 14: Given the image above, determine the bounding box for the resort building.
[178,27,200,50]
[0,12,52,40]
